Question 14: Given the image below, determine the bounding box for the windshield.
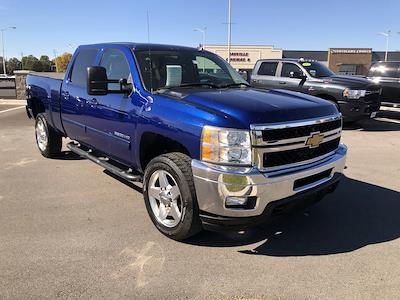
[301,61,335,78]
[133,49,248,92]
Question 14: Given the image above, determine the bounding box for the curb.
[0,99,27,105]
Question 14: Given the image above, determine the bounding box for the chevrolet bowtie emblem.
[306,132,324,148]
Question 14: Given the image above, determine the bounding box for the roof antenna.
[147,10,153,93]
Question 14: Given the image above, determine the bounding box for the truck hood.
[321,75,375,88]
[161,88,338,127]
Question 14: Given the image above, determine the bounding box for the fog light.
[226,196,248,208]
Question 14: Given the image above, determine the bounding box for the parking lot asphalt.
[0,105,24,113]
[0,108,399,299]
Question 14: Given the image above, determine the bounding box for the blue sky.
[1,0,400,59]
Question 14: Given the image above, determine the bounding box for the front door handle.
[88,98,98,106]
[279,81,286,85]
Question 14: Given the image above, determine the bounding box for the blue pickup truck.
[26,43,347,240]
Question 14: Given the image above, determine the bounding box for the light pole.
[1,26,16,75]
[53,49,59,73]
[194,27,207,49]
[227,0,232,63]
[378,30,391,62]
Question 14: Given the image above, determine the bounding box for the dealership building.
[204,44,400,76]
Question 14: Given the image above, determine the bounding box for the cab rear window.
[257,62,278,76]
[69,48,98,87]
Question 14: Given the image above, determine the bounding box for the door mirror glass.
[87,66,133,95]
[289,70,306,79]
[87,66,108,96]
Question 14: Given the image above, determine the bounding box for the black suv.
[251,59,381,122]
[368,61,400,107]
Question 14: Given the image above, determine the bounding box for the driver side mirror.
[289,71,307,80]
[87,66,108,96]
[87,66,133,96]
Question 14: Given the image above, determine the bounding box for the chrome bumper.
[192,144,347,218]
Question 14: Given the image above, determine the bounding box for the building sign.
[229,52,251,62]
[328,48,373,76]
[330,48,372,55]
[203,45,283,70]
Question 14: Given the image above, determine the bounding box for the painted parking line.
[376,117,400,124]
[0,106,25,114]
[380,108,400,114]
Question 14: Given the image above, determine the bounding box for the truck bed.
[30,72,65,80]
[26,73,65,135]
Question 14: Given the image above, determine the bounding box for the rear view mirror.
[87,66,108,96]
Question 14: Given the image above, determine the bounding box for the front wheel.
[35,113,62,158]
[143,152,202,240]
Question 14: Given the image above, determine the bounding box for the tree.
[22,55,41,71]
[54,52,72,72]
[39,55,52,72]
[6,57,22,74]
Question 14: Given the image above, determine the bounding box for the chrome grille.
[251,114,342,172]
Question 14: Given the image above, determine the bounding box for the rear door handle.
[279,81,286,85]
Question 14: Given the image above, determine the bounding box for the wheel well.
[31,98,45,119]
[139,132,191,171]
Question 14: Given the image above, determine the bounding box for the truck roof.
[257,58,319,63]
[79,42,199,52]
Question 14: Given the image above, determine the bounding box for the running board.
[67,142,142,182]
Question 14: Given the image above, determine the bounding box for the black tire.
[143,152,202,240]
[35,113,62,158]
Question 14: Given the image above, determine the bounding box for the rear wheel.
[35,113,62,158]
[143,152,202,240]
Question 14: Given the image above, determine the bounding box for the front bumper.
[339,99,380,121]
[192,144,347,220]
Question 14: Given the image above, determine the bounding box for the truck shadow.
[53,150,85,161]
[103,169,143,193]
[343,110,400,132]
[186,176,400,256]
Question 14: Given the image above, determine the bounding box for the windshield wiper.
[219,82,250,88]
[153,83,219,94]
[179,82,220,88]
[154,82,249,93]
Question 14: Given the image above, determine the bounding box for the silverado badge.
[306,132,324,148]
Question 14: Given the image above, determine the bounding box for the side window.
[281,63,302,78]
[100,48,131,90]
[69,48,98,87]
[257,62,278,76]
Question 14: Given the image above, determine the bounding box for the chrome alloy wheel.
[35,118,48,152]
[148,170,183,228]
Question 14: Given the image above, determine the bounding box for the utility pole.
[1,26,17,75]
[53,49,59,73]
[227,0,232,63]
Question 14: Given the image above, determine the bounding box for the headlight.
[201,126,251,165]
[343,88,366,99]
